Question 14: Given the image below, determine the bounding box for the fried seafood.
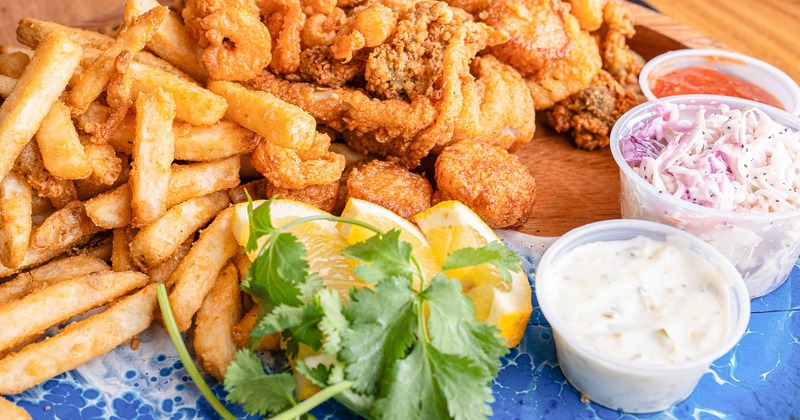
[441,0,491,14]
[525,12,602,110]
[301,7,346,48]
[330,3,396,62]
[482,0,572,76]
[346,160,432,220]
[298,46,364,86]
[597,0,644,84]
[433,140,536,229]
[568,0,606,31]
[267,180,340,212]
[251,139,345,189]
[259,0,305,74]
[546,69,636,150]
[300,0,336,15]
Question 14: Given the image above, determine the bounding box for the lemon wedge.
[415,200,532,347]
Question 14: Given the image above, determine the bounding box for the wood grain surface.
[0,1,793,236]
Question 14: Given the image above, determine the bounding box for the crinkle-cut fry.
[173,120,259,161]
[83,143,124,186]
[124,0,207,81]
[13,141,78,209]
[0,255,110,306]
[0,32,81,185]
[168,207,238,332]
[35,101,91,180]
[0,172,33,269]
[0,51,30,78]
[129,60,226,126]
[208,80,316,151]
[194,263,242,381]
[0,284,157,396]
[168,157,240,208]
[229,178,269,204]
[30,201,100,251]
[0,74,16,97]
[148,237,192,287]
[130,191,230,268]
[66,7,168,117]
[0,271,149,356]
[16,19,192,81]
[232,305,281,351]
[131,88,176,227]
[251,140,345,190]
[85,184,132,230]
[0,397,30,420]
[111,227,138,272]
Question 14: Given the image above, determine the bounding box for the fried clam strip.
[194,263,242,381]
[0,256,109,306]
[168,207,239,332]
[0,271,149,356]
[66,6,168,116]
[130,191,230,268]
[0,32,81,185]
[124,0,208,81]
[0,172,33,269]
[0,397,30,420]
[16,19,192,80]
[0,284,157,395]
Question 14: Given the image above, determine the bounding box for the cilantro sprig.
[159,197,524,420]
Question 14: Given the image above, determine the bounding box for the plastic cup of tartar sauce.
[536,219,750,413]
[610,95,800,298]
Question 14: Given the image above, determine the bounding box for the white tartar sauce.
[552,236,730,364]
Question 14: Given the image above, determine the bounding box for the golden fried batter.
[568,0,606,31]
[346,160,432,221]
[597,0,644,84]
[433,140,535,228]
[330,3,397,63]
[267,179,340,212]
[201,7,273,81]
[442,0,491,14]
[483,0,571,76]
[298,46,365,86]
[259,0,306,74]
[251,139,345,189]
[301,7,346,48]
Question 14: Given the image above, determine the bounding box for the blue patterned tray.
[4,231,799,419]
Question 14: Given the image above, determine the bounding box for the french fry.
[168,157,240,207]
[30,201,99,251]
[207,81,316,150]
[194,263,242,381]
[83,142,123,186]
[232,306,281,351]
[0,271,149,355]
[85,184,132,229]
[66,7,168,116]
[0,231,97,279]
[0,51,30,78]
[124,0,207,81]
[0,32,81,184]
[67,232,113,261]
[76,154,130,201]
[131,88,175,227]
[17,19,192,81]
[129,60,225,126]
[0,75,15,97]
[148,237,192,286]
[0,255,110,306]
[111,227,138,272]
[130,191,229,267]
[0,172,33,268]
[174,120,260,161]
[0,284,157,395]
[35,101,92,180]
[0,397,30,420]
[13,141,77,208]
[168,207,238,332]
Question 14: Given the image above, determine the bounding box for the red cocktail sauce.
[651,66,784,109]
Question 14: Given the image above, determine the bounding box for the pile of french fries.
[0,0,309,407]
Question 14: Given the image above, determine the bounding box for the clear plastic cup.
[535,219,750,413]
[610,95,800,298]
[639,49,800,115]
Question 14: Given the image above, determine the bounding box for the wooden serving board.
[79,2,725,237]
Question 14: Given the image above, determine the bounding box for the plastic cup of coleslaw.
[610,95,800,298]
[536,219,750,413]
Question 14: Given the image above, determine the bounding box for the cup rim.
[638,48,800,116]
[609,94,800,222]
[535,219,751,375]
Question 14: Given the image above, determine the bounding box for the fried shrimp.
[346,160,432,221]
[482,0,572,76]
[598,0,644,84]
[568,0,606,31]
[329,3,397,63]
[267,180,340,212]
[301,7,346,48]
[259,0,306,74]
[433,140,536,228]
[250,139,345,189]
[201,8,273,81]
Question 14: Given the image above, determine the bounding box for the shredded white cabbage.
[622,103,800,213]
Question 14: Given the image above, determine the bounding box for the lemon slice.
[415,200,532,347]
[338,198,441,283]
[231,199,361,294]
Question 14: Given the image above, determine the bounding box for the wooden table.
[0,0,797,236]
